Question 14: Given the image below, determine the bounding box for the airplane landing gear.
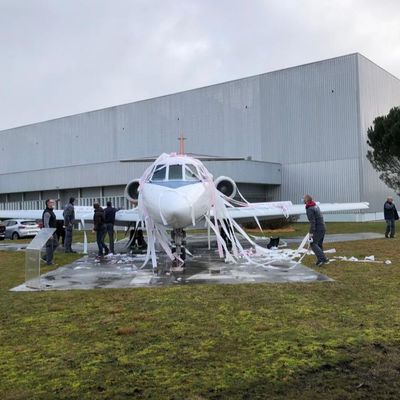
[171,228,186,271]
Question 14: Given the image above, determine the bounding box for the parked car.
[0,223,5,240]
[3,219,41,240]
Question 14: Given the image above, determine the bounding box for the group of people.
[42,198,120,264]
[93,201,119,258]
[41,197,76,265]
[304,194,399,267]
[41,193,398,267]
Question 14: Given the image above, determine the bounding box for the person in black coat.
[42,199,59,265]
[304,194,329,266]
[93,203,109,257]
[384,196,399,238]
[104,201,119,254]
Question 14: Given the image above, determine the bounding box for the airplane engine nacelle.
[124,179,140,204]
[214,176,237,198]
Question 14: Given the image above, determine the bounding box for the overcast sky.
[1,0,400,131]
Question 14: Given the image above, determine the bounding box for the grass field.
[1,223,400,399]
[251,221,385,238]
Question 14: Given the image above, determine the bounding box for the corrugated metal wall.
[281,158,360,203]
[357,54,400,211]
[259,54,361,202]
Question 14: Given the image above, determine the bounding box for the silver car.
[3,219,41,240]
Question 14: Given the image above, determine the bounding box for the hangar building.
[1,53,400,220]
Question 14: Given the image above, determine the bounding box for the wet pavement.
[10,250,331,291]
[3,232,384,291]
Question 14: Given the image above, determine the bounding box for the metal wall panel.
[103,185,125,197]
[259,54,360,165]
[42,190,59,200]
[114,76,263,161]
[281,158,360,203]
[24,191,41,201]
[81,187,102,198]
[357,54,400,210]
[7,193,23,202]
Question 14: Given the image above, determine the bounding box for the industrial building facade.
[1,53,400,219]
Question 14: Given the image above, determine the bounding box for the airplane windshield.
[148,162,200,185]
[168,165,183,180]
[151,164,166,181]
[184,164,200,181]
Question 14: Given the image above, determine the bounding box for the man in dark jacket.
[384,196,399,238]
[104,201,119,254]
[42,199,58,265]
[304,194,329,266]
[63,197,76,253]
[93,203,109,257]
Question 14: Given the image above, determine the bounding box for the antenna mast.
[178,133,187,155]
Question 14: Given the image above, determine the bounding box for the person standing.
[93,203,109,257]
[104,201,118,254]
[63,197,76,253]
[55,220,65,247]
[304,194,329,266]
[384,196,399,238]
[42,199,58,265]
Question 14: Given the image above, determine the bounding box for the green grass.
[1,226,400,399]
[251,221,385,238]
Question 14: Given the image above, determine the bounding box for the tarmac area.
[1,232,384,291]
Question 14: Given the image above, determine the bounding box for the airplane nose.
[160,191,191,227]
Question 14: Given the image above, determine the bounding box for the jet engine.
[214,176,237,198]
[124,179,140,203]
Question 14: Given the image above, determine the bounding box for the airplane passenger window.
[168,165,183,180]
[184,165,200,181]
[151,164,166,181]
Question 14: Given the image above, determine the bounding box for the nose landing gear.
[171,228,186,271]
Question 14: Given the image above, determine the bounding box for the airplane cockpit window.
[184,164,200,181]
[151,164,166,181]
[168,164,183,180]
[149,163,201,186]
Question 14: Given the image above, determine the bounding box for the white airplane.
[0,143,369,269]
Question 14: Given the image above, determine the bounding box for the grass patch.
[1,228,400,399]
[251,221,385,238]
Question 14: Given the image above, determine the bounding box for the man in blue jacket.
[384,196,399,238]
[304,194,329,266]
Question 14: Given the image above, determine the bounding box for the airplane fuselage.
[140,180,211,228]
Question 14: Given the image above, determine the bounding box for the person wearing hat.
[63,197,76,253]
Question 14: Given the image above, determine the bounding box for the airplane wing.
[224,201,369,221]
[0,206,141,225]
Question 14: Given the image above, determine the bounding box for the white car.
[2,219,41,240]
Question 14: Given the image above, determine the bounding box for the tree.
[367,106,400,192]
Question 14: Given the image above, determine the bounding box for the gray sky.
[1,0,400,131]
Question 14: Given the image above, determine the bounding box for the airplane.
[0,139,369,270]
